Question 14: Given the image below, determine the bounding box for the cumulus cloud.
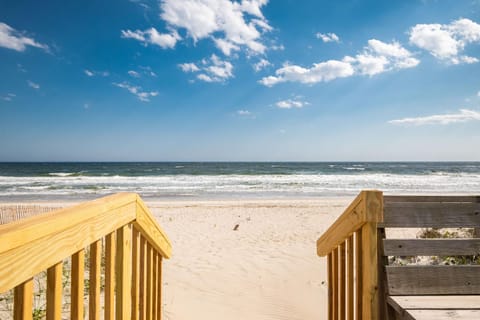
[178,62,200,72]
[276,98,309,109]
[159,0,271,54]
[389,109,480,125]
[84,69,109,77]
[121,28,180,49]
[113,82,158,102]
[316,32,340,43]
[409,18,480,64]
[260,39,419,86]
[27,80,40,89]
[180,54,234,83]
[253,58,271,71]
[0,22,48,52]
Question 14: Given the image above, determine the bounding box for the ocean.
[0,162,479,201]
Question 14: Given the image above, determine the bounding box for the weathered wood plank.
[384,195,479,203]
[139,236,147,320]
[153,252,158,320]
[383,202,480,228]
[71,250,85,320]
[388,295,480,310]
[104,233,115,320]
[406,310,480,320]
[386,266,480,295]
[157,256,162,320]
[383,239,480,256]
[0,203,136,293]
[89,240,101,320]
[147,244,153,320]
[116,225,132,320]
[46,262,62,320]
[14,278,33,320]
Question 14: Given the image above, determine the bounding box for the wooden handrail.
[317,190,383,320]
[0,193,171,320]
[317,190,383,256]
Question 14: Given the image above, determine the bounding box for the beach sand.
[0,197,353,320]
[147,198,352,320]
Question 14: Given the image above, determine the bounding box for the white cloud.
[121,28,180,49]
[237,110,251,115]
[128,70,141,78]
[276,98,309,109]
[316,32,340,43]
[139,66,157,77]
[2,93,15,101]
[179,62,200,72]
[0,22,48,52]
[27,80,40,89]
[113,82,158,102]
[159,0,271,54]
[260,39,418,86]
[409,18,480,64]
[477,91,480,97]
[253,58,271,72]
[389,109,480,125]
[180,55,234,83]
[84,69,109,77]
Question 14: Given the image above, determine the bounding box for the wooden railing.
[317,190,383,320]
[0,193,171,320]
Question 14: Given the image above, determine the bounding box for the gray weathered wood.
[384,196,479,203]
[405,310,480,320]
[383,239,480,256]
[386,266,480,295]
[383,202,480,228]
[387,295,480,311]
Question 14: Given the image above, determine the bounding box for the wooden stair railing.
[0,193,172,320]
[317,190,384,320]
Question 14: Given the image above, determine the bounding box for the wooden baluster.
[152,252,158,320]
[105,232,116,320]
[139,236,147,320]
[339,242,346,319]
[327,253,333,320]
[361,221,379,320]
[116,224,133,320]
[71,250,85,320]
[146,244,153,320]
[132,228,140,320]
[332,247,338,320]
[90,240,101,320]
[14,278,33,320]
[47,262,63,320]
[355,230,363,320]
[157,256,162,320]
[347,235,354,320]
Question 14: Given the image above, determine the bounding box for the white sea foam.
[0,172,479,200]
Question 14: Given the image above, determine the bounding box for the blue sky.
[1,0,480,161]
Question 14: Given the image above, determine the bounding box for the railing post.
[360,191,383,320]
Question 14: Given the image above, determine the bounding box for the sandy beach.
[143,197,352,320]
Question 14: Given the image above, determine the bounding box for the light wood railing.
[317,190,383,320]
[0,193,172,320]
